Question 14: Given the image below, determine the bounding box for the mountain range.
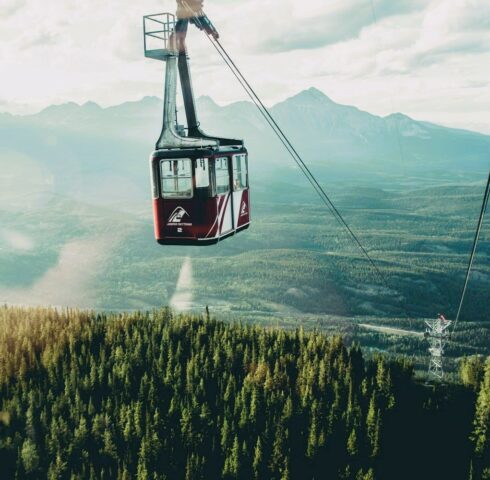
[1,88,489,321]
[1,87,489,213]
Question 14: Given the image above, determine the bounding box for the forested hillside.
[0,306,489,479]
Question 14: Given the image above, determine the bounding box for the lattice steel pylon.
[424,314,452,380]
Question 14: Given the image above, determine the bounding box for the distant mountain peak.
[139,95,161,105]
[39,102,80,115]
[385,112,411,121]
[305,86,330,98]
[197,95,219,108]
[292,87,335,103]
[277,88,338,111]
[109,96,161,110]
[81,101,102,111]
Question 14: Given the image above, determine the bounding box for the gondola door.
[215,157,233,237]
[232,154,250,230]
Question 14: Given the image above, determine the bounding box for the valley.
[1,90,489,376]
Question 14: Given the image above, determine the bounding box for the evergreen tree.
[461,356,485,391]
[21,438,40,474]
[347,428,359,457]
[252,436,263,480]
[472,357,490,473]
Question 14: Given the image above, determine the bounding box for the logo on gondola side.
[240,201,248,217]
[168,207,192,226]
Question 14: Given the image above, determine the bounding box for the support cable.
[215,36,388,286]
[452,171,490,336]
[183,5,390,289]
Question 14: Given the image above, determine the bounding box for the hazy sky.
[1,0,489,133]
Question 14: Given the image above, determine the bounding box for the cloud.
[17,30,60,50]
[252,0,428,53]
[307,0,490,77]
[409,35,490,68]
[0,0,26,17]
[401,0,490,68]
[106,16,143,62]
[0,0,489,133]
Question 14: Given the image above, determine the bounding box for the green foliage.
[471,357,490,479]
[461,356,486,391]
[21,439,40,474]
[0,306,486,479]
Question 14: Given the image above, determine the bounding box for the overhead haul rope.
[213,38,389,286]
[182,3,390,289]
[451,171,490,336]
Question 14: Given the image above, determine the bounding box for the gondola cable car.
[143,8,250,246]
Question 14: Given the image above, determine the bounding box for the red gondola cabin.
[150,147,250,245]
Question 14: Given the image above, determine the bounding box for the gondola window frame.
[160,158,194,199]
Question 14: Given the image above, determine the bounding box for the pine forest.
[0,306,489,479]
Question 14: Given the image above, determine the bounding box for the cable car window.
[160,159,193,199]
[195,158,212,198]
[233,154,248,191]
[195,159,210,189]
[215,157,230,195]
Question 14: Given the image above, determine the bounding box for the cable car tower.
[143,5,250,245]
[424,314,452,380]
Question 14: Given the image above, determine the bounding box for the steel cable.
[452,171,490,336]
[183,14,391,289]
